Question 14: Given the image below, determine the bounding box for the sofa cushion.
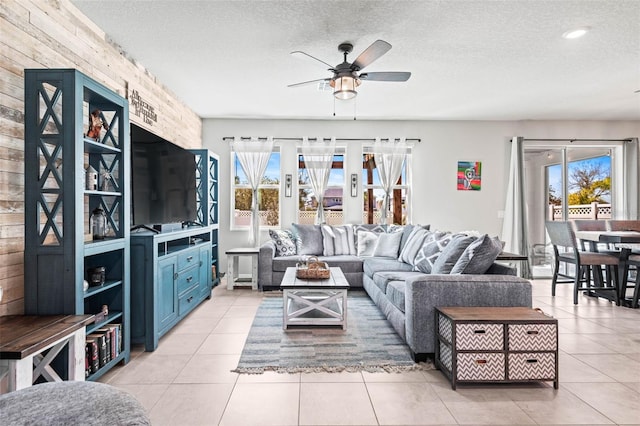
[431,235,476,274]
[363,257,413,278]
[373,231,403,258]
[269,229,297,257]
[385,281,406,313]
[451,234,503,274]
[413,231,453,273]
[398,226,429,265]
[372,270,424,294]
[354,224,386,253]
[272,255,363,274]
[292,223,323,255]
[321,225,356,256]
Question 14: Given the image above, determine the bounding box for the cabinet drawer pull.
[187,296,194,303]
[473,330,486,334]
[186,276,193,283]
[186,256,193,262]
[475,359,487,365]
[174,273,178,280]
[526,359,538,363]
[526,330,539,335]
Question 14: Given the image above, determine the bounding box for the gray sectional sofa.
[258,223,532,360]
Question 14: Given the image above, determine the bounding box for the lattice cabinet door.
[24,69,131,381]
[190,149,220,286]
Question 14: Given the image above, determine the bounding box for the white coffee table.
[280,267,349,330]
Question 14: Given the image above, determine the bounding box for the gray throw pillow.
[291,223,323,256]
[431,235,477,274]
[398,226,429,265]
[413,231,452,273]
[354,224,386,252]
[373,231,403,258]
[450,234,503,274]
[269,229,297,257]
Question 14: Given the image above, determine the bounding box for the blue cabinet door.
[198,245,212,299]
[157,257,178,333]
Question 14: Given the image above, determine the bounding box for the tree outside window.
[232,151,280,227]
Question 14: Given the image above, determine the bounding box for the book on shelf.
[85,337,99,374]
[97,327,112,364]
[87,333,107,368]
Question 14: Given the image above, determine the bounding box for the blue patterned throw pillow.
[269,229,297,257]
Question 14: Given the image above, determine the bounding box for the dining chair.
[571,219,617,287]
[545,221,620,305]
[627,254,640,308]
[607,220,640,304]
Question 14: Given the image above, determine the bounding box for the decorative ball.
[83,280,89,292]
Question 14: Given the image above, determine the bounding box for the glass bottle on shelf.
[90,207,107,240]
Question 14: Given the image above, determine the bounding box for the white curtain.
[501,136,531,278]
[300,137,336,224]
[231,136,274,246]
[373,137,407,225]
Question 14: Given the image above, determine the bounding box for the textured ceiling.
[71,0,640,120]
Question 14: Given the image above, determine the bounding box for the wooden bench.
[0,315,94,393]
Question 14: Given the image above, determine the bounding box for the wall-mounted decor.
[285,174,292,197]
[457,161,482,190]
[351,173,358,197]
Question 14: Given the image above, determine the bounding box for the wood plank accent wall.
[0,0,203,316]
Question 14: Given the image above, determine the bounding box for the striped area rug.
[233,291,434,373]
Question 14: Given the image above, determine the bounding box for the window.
[546,152,611,221]
[361,147,411,225]
[231,149,280,228]
[297,149,345,225]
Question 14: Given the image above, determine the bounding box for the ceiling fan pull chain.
[333,95,336,117]
[353,97,357,120]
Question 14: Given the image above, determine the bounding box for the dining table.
[575,230,640,308]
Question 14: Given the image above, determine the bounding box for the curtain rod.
[522,138,632,142]
[223,136,421,143]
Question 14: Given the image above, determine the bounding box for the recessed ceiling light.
[562,26,591,39]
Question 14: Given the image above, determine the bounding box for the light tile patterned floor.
[100,279,640,425]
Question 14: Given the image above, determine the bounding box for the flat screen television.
[130,124,197,228]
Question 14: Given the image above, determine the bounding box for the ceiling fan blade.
[288,78,332,88]
[351,40,392,71]
[290,51,335,70]
[359,72,411,82]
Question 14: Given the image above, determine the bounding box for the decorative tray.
[295,257,330,280]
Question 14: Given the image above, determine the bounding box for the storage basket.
[295,256,330,279]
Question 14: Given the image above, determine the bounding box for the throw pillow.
[321,225,356,256]
[268,229,297,257]
[398,226,429,264]
[431,235,477,274]
[372,231,403,258]
[450,234,503,274]
[353,224,386,252]
[413,231,454,274]
[291,223,323,256]
[356,230,380,257]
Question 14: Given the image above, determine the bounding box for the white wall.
[202,118,640,275]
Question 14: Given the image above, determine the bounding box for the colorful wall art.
[457,161,482,190]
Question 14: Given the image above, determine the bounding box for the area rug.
[233,291,434,374]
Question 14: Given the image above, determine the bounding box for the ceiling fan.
[288,40,411,100]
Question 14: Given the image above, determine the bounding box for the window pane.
[297,153,344,225]
[232,151,280,228]
[362,152,409,224]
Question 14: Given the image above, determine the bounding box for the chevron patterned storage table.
[435,307,558,390]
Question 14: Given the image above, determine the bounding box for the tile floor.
[99,279,640,425]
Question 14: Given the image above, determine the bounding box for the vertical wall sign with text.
[127,88,158,126]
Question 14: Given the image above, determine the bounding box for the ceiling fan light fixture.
[332,75,360,100]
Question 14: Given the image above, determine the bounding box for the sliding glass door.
[524,142,624,277]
